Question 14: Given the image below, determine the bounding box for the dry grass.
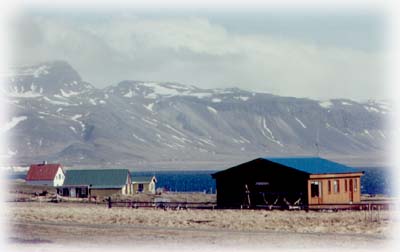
[8,201,393,236]
[6,182,395,250]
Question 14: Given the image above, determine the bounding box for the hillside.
[3,61,392,169]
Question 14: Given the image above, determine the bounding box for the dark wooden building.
[212,157,363,209]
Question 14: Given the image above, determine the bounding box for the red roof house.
[26,163,65,186]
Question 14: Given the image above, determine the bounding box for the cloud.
[9,13,385,101]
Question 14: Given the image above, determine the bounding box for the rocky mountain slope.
[2,61,392,169]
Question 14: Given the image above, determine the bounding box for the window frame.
[310,181,320,198]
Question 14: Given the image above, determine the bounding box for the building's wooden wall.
[307,174,362,204]
[132,181,156,194]
[214,159,309,208]
[214,159,363,208]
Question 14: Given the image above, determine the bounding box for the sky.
[8,6,387,101]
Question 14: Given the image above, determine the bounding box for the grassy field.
[5,181,397,251]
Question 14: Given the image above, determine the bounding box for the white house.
[25,162,65,186]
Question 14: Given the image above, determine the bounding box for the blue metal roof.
[263,157,362,174]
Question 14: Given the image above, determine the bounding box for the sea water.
[135,167,393,195]
[8,167,393,195]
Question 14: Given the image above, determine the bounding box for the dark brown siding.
[214,159,309,208]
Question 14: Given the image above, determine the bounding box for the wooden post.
[107,196,112,208]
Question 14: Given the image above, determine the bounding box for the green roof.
[131,176,155,183]
[63,169,130,189]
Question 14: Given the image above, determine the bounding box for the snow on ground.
[364,106,380,113]
[140,82,213,99]
[8,148,17,156]
[239,136,251,143]
[172,135,187,144]
[132,133,146,142]
[363,129,373,138]
[142,118,158,126]
[196,137,216,147]
[60,89,80,97]
[33,65,49,78]
[319,100,333,108]
[341,101,352,106]
[70,126,77,134]
[260,117,283,147]
[144,103,154,112]
[165,124,186,137]
[7,86,42,98]
[123,89,135,98]
[235,96,249,101]
[43,97,72,106]
[89,99,97,105]
[212,98,222,103]
[71,114,82,121]
[207,106,218,114]
[70,114,86,132]
[189,92,213,99]
[295,117,307,128]
[142,83,183,96]
[1,116,27,133]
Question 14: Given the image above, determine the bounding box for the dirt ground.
[5,201,397,252]
[4,181,398,251]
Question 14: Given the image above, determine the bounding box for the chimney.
[43,160,47,165]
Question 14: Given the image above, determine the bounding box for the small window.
[328,180,332,194]
[354,179,358,192]
[311,181,320,197]
[333,180,340,193]
[344,179,348,192]
[138,184,144,192]
[82,187,87,196]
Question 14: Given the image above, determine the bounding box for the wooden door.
[349,179,354,202]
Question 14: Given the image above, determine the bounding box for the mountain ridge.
[2,61,392,169]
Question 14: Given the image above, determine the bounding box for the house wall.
[132,182,155,193]
[214,159,309,208]
[132,183,154,193]
[53,167,65,186]
[307,174,362,204]
[122,184,132,195]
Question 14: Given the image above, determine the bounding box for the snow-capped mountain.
[2,61,392,169]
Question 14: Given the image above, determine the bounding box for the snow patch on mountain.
[123,89,135,98]
[295,117,307,128]
[319,100,333,108]
[144,103,154,112]
[1,116,27,132]
[364,106,380,113]
[60,89,81,97]
[132,133,146,142]
[43,97,72,106]
[207,106,218,114]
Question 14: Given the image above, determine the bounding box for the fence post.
[107,196,112,208]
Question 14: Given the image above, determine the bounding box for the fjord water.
[134,167,393,196]
[8,167,392,195]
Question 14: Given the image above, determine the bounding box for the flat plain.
[5,182,398,251]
